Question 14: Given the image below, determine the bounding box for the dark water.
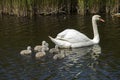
[0,15,120,80]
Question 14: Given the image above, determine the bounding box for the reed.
[77,0,84,15]
[0,0,119,17]
[106,0,119,14]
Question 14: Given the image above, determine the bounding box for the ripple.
[0,15,120,80]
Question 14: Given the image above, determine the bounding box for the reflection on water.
[0,15,120,80]
[53,44,101,60]
[51,45,101,80]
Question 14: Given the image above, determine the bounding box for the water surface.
[0,15,120,80]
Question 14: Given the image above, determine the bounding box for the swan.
[20,46,32,55]
[49,15,104,48]
[34,41,49,52]
[35,47,46,58]
[49,45,59,54]
[53,50,65,60]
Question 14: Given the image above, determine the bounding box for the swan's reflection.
[52,44,101,61]
[52,44,101,79]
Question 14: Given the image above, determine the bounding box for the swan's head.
[27,46,31,50]
[92,15,105,22]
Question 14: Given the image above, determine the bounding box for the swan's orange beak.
[99,18,105,22]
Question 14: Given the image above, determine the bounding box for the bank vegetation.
[0,0,119,17]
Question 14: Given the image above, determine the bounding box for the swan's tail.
[48,36,61,45]
[49,36,72,48]
[48,36,70,46]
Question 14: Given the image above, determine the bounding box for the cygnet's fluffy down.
[34,41,49,52]
[49,45,59,54]
[35,47,46,58]
[20,46,32,55]
[34,45,42,52]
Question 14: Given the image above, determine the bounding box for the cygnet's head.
[42,41,46,45]
[42,40,49,47]
[27,46,31,50]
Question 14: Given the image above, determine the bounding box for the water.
[0,15,120,80]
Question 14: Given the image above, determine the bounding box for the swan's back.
[56,29,91,43]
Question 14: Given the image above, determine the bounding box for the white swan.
[49,15,104,48]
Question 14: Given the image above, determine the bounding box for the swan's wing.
[56,29,91,43]
[56,29,70,38]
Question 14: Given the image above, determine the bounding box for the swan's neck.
[92,19,100,43]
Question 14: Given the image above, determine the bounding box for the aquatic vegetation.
[0,0,119,17]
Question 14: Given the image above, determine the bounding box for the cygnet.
[49,45,59,54]
[35,47,46,58]
[20,46,32,55]
[34,41,48,52]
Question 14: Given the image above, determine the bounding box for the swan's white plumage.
[49,15,104,48]
[56,29,91,43]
